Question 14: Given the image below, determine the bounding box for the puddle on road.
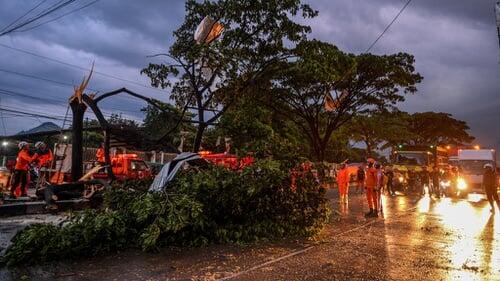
[385,194,500,281]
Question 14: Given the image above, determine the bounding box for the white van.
[458,149,496,193]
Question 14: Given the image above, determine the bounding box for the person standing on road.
[385,165,395,196]
[407,169,416,193]
[9,141,35,198]
[421,166,430,196]
[375,163,384,214]
[356,164,366,194]
[336,163,350,204]
[432,166,440,198]
[365,159,378,218]
[483,164,500,213]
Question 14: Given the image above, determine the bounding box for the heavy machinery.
[391,145,449,194]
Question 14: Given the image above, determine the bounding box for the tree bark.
[70,100,86,182]
[193,123,206,152]
[103,129,115,180]
[365,141,373,158]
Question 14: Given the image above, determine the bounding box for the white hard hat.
[18,141,28,150]
[35,141,45,149]
[484,163,493,169]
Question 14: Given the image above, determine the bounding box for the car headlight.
[440,180,450,187]
[457,178,467,190]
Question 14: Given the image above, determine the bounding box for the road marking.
[218,205,419,280]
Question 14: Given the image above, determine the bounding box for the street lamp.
[1,141,7,167]
[63,135,68,140]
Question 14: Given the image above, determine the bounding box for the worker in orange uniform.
[34,141,53,187]
[375,163,384,215]
[96,143,105,166]
[9,141,35,198]
[336,163,350,204]
[364,158,379,218]
[34,141,53,168]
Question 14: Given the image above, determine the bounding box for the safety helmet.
[484,163,493,169]
[35,141,45,149]
[18,141,28,150]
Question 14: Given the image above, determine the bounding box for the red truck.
[92,153,152,181]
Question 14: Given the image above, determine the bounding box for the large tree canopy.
[346,111,412,157]
[404,112,474,146]
[268,40,423,161]
[142,0,317,151]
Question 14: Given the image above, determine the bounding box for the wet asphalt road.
[2,189,500,281]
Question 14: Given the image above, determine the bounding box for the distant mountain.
[16,122,61,135]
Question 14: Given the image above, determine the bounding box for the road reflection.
[413,194,500,280]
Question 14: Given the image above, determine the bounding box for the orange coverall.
[11,149,35,196]
[336,167,350,197]
[96,148,105,163]
[36,149,53,167]
[365,167,378,210]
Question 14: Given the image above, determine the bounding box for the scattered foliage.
[2,160,330,267]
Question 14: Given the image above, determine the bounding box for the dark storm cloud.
[0,0,498,151]
[306,0,500,150]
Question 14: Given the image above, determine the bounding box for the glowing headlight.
[398,176,404,183]
[457,178,467,190]
[440,180,450,187]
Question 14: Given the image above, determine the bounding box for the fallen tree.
[2,160,330,267]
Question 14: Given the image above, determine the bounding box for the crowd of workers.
[335,158,500,216]
[6,141,53,199]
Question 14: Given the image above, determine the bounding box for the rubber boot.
[365,208,373,218]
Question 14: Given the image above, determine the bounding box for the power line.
[365,0,413,53]
[0,68,99,92]
[0,88,63,104]
[0,106,68,121]
[326,0,413,101]
[0,104,70,119]
[16,0,100,33]
[0,98,7,135]
[0,0,49,33]
[0,43,166,93]
[0,65,165,105]
[0,91,144,124]
[0,87,147,117]
[0,0,78,37]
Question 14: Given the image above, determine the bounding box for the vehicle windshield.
[130,160,148,171]
[395,153,429,166]
[459,160,492,175]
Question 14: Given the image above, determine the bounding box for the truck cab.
[392,145,448,172]
[457,149,496,193]
[94,153,152,181]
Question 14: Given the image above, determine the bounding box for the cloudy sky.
[0,0,499,150]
